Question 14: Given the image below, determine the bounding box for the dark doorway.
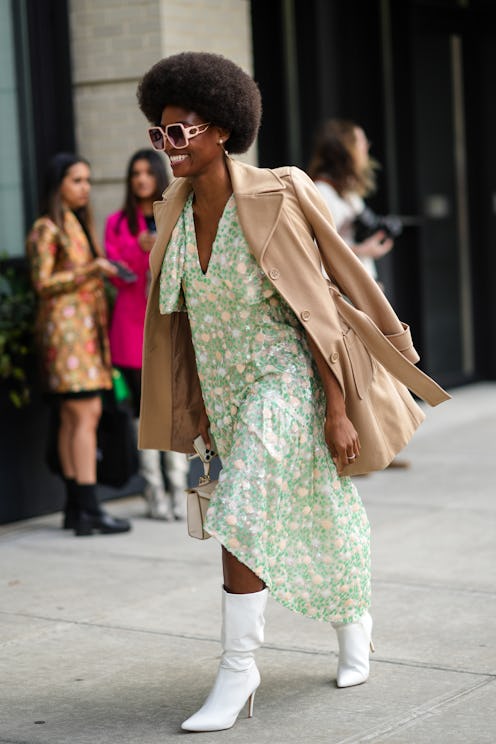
[410,17,473,382]
[251,0,496,385]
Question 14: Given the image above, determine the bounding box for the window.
[0,0,31,257]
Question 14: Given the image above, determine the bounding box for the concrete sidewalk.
[1,382,495,743]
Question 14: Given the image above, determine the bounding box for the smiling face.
[59,162,91,210]
[160,105,228,178]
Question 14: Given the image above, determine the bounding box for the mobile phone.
[192,433,217,463]
[111,261,137,283]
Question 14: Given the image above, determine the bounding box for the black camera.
[353,206,403,242]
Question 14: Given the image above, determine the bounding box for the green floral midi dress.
[160,194,370,624]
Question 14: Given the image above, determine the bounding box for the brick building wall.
[68,0,255,240]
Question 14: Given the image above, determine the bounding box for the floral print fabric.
[26,212,112,394]
[160,194,370,623]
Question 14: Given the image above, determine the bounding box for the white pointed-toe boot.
[164,450,189,520]
[181,587,268,732]
[332,611,375,688]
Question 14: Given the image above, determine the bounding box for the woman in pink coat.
[105,149,188,519]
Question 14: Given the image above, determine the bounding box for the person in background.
[26,152,132,536]
[308,120,409,469]
[105,149,189,520]
[308,118,393,282]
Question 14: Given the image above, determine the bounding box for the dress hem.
[207,527,370,626]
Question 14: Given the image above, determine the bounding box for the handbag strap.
[198,460,211,485]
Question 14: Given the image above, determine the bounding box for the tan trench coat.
[139,157,449,475]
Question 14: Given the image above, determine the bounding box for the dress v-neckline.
[191,194,234,276]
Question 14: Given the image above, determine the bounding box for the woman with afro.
[136,52,447,732]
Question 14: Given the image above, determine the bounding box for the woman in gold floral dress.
[26,153,131,537]
[137,53,447,733]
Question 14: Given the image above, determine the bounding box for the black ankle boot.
[73,484,131,537]
[62,478,79,530]
[76,510,132,536]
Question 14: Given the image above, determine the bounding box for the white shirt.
[315,180,377,279]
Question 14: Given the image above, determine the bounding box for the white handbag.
[186,473,217,540]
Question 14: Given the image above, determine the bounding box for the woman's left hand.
[355,230,393,260]
[303,332,360,474]
[325,411,360,476]
[197,406,211,449]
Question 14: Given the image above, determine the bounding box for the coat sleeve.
[288,167,420,363]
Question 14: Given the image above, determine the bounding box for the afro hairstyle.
[137,52,262,154]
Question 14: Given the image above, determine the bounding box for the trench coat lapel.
[148,158,287,279]
[227,157,286,263]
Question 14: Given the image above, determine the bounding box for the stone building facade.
[68,0,255,236]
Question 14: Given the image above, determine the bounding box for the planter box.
[0,391,65,524]
[0,390,146,525]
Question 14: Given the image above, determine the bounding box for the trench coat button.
[268,268,280,280]
[330,351,339,363]
[300,310,311,321]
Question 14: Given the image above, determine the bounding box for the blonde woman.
[308,118,393,280]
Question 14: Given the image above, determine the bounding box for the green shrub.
[0,261,36,408]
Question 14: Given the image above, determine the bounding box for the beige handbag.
[186,440,218,540]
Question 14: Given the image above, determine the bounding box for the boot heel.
[247,691,255,718]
